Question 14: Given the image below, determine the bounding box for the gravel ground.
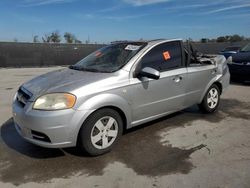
[0,67,249,188]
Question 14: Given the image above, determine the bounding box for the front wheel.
[198,84,220,113]
[78,108,123,156]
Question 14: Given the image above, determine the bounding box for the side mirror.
[138,67,160,80]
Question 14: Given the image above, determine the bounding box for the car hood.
[232,52,250,62]
[22,68,114,98]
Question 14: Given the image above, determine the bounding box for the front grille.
[31,130,51,143]
[16,87,33,107]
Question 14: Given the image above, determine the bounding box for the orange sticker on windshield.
[163,51,171,61]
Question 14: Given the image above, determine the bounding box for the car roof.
[147,39,182,46]
[111,39,182,47]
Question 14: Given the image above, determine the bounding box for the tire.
[78,108,123,156]
[198,84,220,113]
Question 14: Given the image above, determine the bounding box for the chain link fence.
[0,41,248,67]
[0,42,105,67]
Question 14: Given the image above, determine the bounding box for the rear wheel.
[78,108,123,156]
[198,84,220,113]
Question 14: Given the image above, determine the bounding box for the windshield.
[241,43,250,52]
[69,42,146,73]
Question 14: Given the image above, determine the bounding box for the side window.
[139,41,182,72]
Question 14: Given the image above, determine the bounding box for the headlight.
[33,93,76,110]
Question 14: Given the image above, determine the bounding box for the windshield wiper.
[69,65,81,70]
[69,65,103,73]
[80,68,100,72]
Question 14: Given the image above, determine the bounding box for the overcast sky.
[0,0,249,43]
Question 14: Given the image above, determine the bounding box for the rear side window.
[139,41,182,72]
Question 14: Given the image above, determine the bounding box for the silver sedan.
[12,39,230,155]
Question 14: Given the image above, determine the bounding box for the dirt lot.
[0,67,250,188]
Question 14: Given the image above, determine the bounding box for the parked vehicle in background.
[12,39,230,156]
[219,46,241,59]
[228,43,250,81]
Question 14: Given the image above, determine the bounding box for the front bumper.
[12,99,93,148]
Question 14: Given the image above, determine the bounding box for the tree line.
[10,33,250,44]
[36,33,249,44]
[200,34,250,43]
[32,31,91,44]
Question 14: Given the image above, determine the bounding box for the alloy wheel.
[90,116,118,149]
[207,88,219,109]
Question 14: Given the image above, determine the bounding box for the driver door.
[128,41,188,126]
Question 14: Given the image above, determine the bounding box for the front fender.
[77,93,132,127]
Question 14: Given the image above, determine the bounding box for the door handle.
[173,76,182,83]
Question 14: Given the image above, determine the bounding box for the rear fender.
[199,55,229,103]
[199,75,221,103]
